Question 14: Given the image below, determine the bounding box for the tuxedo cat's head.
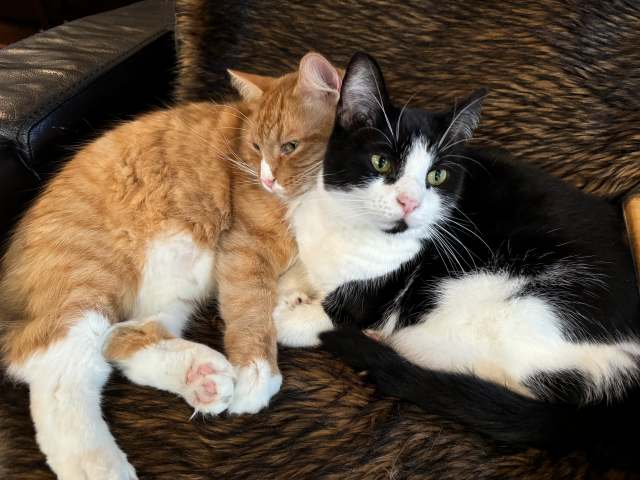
[323,52,486,237]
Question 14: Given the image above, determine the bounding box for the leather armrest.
[0,0,176,244]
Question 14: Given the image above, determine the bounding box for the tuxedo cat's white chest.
[291,189,422,293]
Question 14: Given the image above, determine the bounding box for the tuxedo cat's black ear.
[337,52,392,130]
[439,87,488,145]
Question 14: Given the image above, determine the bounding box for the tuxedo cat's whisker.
[363,57,396,146]
[452,206,481,233]
[440,161,473,177]
[467,136,511,151]
[433,225,472,273]
[428,231,455,277]
[429,228,459,274]
[329,192,369,200]
[443,209,488,240]
[361,86,395,147]
[446,220,494,256]
[441,136,512,157]
[441,154,490,175]
[436,96,485,150]
[437,221,480,269]
[363,126,393,148]
[396,91,421,140]
[437,138,471,153]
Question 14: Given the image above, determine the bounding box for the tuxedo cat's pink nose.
[397,195,419,216]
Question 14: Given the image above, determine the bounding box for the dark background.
[0,0,139,47]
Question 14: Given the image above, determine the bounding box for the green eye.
[427,169,448,186]
[283,140,299,153]
[371,154,390,173]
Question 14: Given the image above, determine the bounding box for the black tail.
[320,325,640,450]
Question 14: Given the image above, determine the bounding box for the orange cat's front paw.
[179,345,236,415]
[227,359,282,415]
[186,364,221,405]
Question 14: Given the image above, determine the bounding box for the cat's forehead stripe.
[402,136,433,181]
[256,87,285,138]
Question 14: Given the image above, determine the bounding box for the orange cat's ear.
[295,53,342,103]
[228,70,275,100]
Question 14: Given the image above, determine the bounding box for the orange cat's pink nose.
[262,177,275,189]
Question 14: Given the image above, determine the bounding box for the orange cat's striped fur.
[0,53,341,479]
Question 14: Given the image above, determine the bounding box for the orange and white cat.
[0,53,341,479]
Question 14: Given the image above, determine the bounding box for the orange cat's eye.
[282,140,299,154]
[253,143,260,151]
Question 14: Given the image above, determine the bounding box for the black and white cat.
[274,52,640,447]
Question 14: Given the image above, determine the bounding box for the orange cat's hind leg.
[7,311,137,480]
[104,319,237,415]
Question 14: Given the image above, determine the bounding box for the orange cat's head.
[229,53,342,199]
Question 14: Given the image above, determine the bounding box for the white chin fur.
[227,360,282,414]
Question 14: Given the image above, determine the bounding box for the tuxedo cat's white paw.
[179,345,236,415]
[227,359,282,414]
[273,296,334,347]
[51,442,137,480]
[364,329,384,342]
[283,290,310,306]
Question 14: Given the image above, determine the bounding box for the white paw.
[51,442,137,480]
[273,296,333,347]
[179,344,236,415]
[363,329,384,342]
[227,360,282,414]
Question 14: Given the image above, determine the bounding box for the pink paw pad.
[186,363,220,406]
[196,382,218,403]
[186,364,216,384]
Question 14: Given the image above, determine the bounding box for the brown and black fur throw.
[2,310,636,479]
[3,0,640,478]
[176,0,640,200]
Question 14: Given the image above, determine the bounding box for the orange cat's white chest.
[132,232,215,333]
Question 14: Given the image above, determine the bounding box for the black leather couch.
[0,0,176,251]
